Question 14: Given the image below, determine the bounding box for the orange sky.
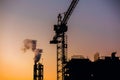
[0,0,120,80]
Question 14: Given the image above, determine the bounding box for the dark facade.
[65,52,120,80]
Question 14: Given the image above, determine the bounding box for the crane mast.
[50,0,79,80]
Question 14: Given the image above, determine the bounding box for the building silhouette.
[65,52,120,80]
[34,63,43,80]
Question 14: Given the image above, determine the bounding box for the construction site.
[1,0,120,80]
[33,0,120,80]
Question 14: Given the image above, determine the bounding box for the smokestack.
[22,39,44,80]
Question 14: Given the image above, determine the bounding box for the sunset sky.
[0,0,120,80]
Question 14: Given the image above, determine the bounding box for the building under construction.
[64,52,120,80]
[33,63,43,80]
[49,0,120,80]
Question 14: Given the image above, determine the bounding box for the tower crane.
[50,0,79,80]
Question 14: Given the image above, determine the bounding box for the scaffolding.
[34,62,43,80]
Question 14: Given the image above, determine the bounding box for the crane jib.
[61,0,79,24]
[50,0,79,44]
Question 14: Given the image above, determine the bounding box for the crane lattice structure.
[50,0,79,80]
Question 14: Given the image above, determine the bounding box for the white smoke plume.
[34,49,42,63]
[23,39,37,52]
[23,39,42,63]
